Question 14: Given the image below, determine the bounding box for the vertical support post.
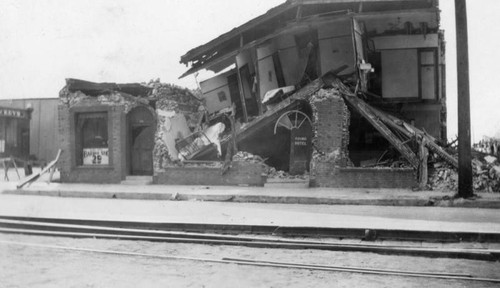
[236,64,249,123]
[419,138,429,189]
[455,0,473,198]
[253,50,263,116]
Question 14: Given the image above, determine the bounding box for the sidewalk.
[1,194,500,244]
[2,180,500,208]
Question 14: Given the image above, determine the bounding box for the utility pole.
[455,0,473,198]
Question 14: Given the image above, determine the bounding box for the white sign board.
[83,148,109,165]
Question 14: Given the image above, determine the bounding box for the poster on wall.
[83,148,109,165]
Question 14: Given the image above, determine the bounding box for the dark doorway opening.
[127,106,155,175]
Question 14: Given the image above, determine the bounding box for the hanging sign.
[0,107,30,119]
[83,148,109,165]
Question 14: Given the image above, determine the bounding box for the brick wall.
[58,104,126,183]
[308,88,416,188]
[154,161,265,186]
[310,91,350,167]
[311,163,416,188]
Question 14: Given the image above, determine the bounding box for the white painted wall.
[257,44,279,99]
[372,34,438,50]
[318,19,355,76]
[199,72,233,114]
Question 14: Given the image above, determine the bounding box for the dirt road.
[1,234,499,288]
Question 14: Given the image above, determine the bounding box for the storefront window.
[76,112,109,166]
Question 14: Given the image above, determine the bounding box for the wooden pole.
[419,138,429,189]
[455,0,473,198]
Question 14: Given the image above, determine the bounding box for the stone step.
[121,176,153,185]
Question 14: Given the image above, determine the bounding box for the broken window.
[76,112,109,166]
[217,91,227,102]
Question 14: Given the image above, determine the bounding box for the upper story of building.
[179,0,445,140]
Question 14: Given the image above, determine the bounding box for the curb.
[4,188,500,208]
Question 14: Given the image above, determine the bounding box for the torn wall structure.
[58,79,206,183]
[180,0,448,188]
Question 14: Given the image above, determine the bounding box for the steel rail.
[2,215,499,243]
[1,220,499,261]
[1,240,500,284]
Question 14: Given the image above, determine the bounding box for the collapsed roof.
[179,0,439,78]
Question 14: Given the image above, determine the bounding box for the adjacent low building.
[0,105,32,160]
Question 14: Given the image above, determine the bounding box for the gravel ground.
[1,233,499,288]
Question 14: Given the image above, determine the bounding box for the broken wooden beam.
[342,94,419,169]
[370,107,459,169]
[17,149,62,189]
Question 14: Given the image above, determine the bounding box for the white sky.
[0,0,499,140]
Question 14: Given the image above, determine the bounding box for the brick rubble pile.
[429,154,500,192]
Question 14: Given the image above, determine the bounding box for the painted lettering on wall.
[0,108,29,119]
[83,148,109,165]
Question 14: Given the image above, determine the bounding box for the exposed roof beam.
[180,1,298,65]
[180,7,438,78]
[293,0,433,4]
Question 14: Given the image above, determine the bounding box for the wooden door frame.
[126,106,156,176]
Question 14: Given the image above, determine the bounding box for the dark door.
[128,107,155,175]
[227,73,243,120]
[239,64,259,117]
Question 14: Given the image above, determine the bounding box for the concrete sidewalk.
[2,180,500,208]
[1,194,500,242]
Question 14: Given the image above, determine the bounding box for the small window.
[217,91,227,102]
[76,112,109,166]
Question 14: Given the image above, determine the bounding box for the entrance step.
[121,176,153,185]
[264,177,309,188]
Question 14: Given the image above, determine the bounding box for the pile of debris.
[266,167,309,180]
[472,154,500,192]
[429,153,500,192]
[232,151,265,163]
[147,79,205,131]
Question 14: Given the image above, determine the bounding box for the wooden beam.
[342,95,419,168]
[17,149,61,189]
[236,64,249,123]
[419,138,429,189]
[369,106,459,169]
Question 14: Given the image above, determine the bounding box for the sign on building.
[83,148,109,165]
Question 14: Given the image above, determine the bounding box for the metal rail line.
[1,215,498,243]
[0,218,499,261]
[1,240,500,284]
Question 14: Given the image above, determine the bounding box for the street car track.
[0,217,499,261]
[1,239,500,284]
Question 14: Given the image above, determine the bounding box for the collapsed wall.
[148,80,204,172]
[308,87,416,188]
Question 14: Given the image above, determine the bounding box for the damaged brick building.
[177,0,450,188]
[58,0,455,188]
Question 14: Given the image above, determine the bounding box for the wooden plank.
[419,139,429,189]
[17,149,61,189]
[370,107,459,169]
[342,95,419,168]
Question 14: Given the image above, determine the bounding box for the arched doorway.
[127,106,155,175]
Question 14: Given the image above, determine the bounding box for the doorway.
[127,106,155,175]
